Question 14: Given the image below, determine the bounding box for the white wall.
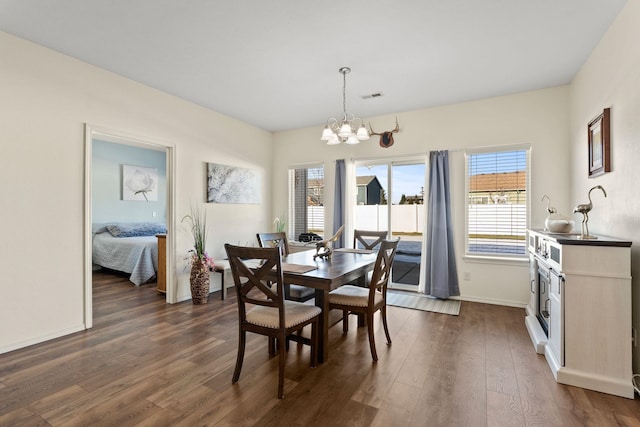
[273,86,571,308]
[0,31,273,354]
[568,0,640,373]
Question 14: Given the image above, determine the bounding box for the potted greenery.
[182,204,214,304]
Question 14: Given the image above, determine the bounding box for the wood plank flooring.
[1,271,638,426]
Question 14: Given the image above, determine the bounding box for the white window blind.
[466,148,529,258]
[288,166,324,240]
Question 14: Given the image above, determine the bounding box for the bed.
[92,223,166,285]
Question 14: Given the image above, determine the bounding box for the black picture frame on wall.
[588,107,611,178]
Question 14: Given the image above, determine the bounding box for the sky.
[357,163,425,204]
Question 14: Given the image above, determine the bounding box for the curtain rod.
[351,142,531,162]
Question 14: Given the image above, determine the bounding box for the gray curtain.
[425,150,459,299]
[333,159,345,248]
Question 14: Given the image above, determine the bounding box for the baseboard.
[555,366,636,399]
[457,295,527,309]
[0,324,86,355]
[527,315,547,354]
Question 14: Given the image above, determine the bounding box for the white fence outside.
[308,204,526,237]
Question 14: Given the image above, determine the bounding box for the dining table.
[278,248,377,363]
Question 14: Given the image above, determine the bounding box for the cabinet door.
[548,270,563,365]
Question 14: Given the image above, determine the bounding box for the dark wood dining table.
[279,248,377,363]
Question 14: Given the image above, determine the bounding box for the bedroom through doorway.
[84,124,175,329]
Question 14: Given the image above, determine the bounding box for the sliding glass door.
[355,158,426,290]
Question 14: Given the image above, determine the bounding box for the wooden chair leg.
[342,310,349,333]
[310,320,318,368]
[278,333,286,399]
[367,312,378,362]
[233,329,246,383]
[381,306,392,345]
[268,337,276,355]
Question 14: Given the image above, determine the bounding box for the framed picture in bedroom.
[207,162,261,204]
[122,165,158,201]
[588,108,611,178]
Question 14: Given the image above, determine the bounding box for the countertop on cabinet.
[529,229,631,247]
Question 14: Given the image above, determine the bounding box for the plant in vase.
[182,204,214,304]
[273,213,286,233]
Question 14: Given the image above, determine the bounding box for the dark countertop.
[529,229,632,247]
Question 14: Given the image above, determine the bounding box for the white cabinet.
[548,269,563,366]
[526,229,633,399]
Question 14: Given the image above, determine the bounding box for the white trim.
[0,325,85,355]
[287,161,324,169]
[84,124,178,326]
[457,294,527,308]
[464,145,531,259]
[351,155,428,292]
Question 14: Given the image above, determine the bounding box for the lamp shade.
[326,135,341,145]
[338,122,353,138]
[345,135,359,144]
[356,124,370,140]
[321,126,335,141]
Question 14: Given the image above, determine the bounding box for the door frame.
[352,155,428,292]
[83,123,177,328]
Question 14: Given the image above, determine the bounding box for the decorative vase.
[190,260,210,304]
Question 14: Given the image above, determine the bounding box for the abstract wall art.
[207,163,261,204]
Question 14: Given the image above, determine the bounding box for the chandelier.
[320,67,370,145]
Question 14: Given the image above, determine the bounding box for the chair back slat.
[256,232,290,255]
[225,244,285,319]
[368,239,399,305]
[353,230,388,251]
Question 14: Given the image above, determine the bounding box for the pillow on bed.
[92,223,109,234]
[106,223,167,238]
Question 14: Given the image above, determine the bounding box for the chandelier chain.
[342,70,347,116]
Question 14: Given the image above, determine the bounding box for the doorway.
[84,124,175,329]
[354,158,426,290]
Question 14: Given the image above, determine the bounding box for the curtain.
[333,159,346,248]
[425,150,459,299]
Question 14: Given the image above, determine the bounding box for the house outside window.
[465,147,530,258]
[356,175,385,205]
[288,165,324,241]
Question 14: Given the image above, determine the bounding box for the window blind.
[466,149,528,257]
[288,166,324,239]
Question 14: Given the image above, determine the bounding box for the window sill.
[462,255,528,266]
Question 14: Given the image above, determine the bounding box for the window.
[465,147,529,258]
[288,165,324,240]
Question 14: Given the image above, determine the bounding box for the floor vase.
[190,260,210,304]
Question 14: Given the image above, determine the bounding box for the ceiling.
[0,0,627,132]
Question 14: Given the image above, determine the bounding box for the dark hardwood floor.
[1,271,638,426]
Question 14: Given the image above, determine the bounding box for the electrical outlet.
[152,211,156,217]
[463,272,471,281]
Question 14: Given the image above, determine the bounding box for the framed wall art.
[588,107,611,178]
[207,163,261,204]
[122,164,158,201]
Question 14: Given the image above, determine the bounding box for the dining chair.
[256,232,315,302]
[353,229,388,250]
[351,230,389,285]
[225,244,321,399]
[328,238,399,362]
